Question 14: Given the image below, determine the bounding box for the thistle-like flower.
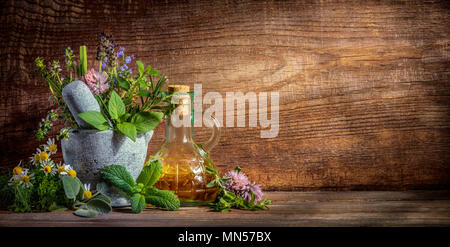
[83,68,109,95]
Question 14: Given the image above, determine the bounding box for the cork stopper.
[168,85,190,93]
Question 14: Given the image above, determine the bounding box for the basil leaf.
[61,176,80,200]
[136,160,162,188]
[78,111,109,130]
[101,165,136,195]
[131,193,146,213]
[131,111,163,133]
[117,122,137,142]
[108,91,125,121]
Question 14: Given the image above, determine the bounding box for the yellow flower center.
[84,190,92,200]
[22,175,30,183]
[13,166,23,175]
[68,169,76,178]
[49,144,57,153]
[57,166,65,174]
[39,152,49,162]
[43,165,52,173]
[34,154,39,163]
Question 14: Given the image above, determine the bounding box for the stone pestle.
[62,80,101,129]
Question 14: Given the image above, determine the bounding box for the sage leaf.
[145,187,180,211]
[101,165,136,195]
[108,91,126,121]
[94,193,111,204]
[61,176,80,200]
[131,111,163,133]
[130,193,146,214]
[74,207,99,218]
[117,122,137,142]
[87,198,112,214]
[136,160,162,188]
[96,182,107,194]
[78,111,109,131]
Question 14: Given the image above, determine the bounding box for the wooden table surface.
[1,191,449,227]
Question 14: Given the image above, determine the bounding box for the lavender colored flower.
[83,68,109,95]
[222,170,250,195]
[120,64,128,72]
[116,46,124,58]
[125,55,134,64]
[101,58,108,70]
[222,167,264,204]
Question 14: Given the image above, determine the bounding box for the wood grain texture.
[1,191,449,226]
[0,0,450,190]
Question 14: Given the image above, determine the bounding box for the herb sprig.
[206,166,271,212]
[101,160,180,213]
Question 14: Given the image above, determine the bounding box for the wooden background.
[0,0,449,191]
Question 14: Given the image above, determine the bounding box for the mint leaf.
[101,165,136,195]
[108,91,126,121]
[136,61,144,75]
[78,111,109,130]
[131,111,163,133]
[87,198,112,214]
[145,187,180,211]
[61,176,80,200]
[131,193,146,213]
[137,160,162,188]
[117,122,137,141]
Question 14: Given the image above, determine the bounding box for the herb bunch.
[34,32,173,142]
[101,160,180,213]
[3,138,112,217]
[206,166,271,212]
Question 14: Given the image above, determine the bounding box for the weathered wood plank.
[0,0,449,190]
[1,191,449,227]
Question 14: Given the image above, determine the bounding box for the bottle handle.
[201,115,221,152]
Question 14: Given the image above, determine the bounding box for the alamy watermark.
[171,84,279,138]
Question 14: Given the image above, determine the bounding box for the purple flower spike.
[116,46,124,58]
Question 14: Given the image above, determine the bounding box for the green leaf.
[206,180,216,188]
[61,176,81,200]
[136,60,144,75]
[137,160,162,188]
[145,187,180,211]
[145,65,152,74]
[79,45,87,77]
[49,203,68,212]
[117,76,130,90]
[120,113,132,123]
[94,193,111,204]
[149,69,160,76]
[138,90,150,97]
[100,165,136,195]
[205,166,217,175]
[74,207,99,218]
[117,122,137,142]
[131,111,163,133]
[78,111,109,130]
[87,198,112,214]
[96,182,107,194]
[130,193,146,213]
[108,91,126,121]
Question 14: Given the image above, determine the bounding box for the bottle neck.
[165,116,193,143]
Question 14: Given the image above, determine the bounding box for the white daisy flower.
[41,160,56,176]
[18,169,34,188]
[45,138,57,155]
[83,184,93,199]
[56,162,66,175]
[29,148,42,166]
